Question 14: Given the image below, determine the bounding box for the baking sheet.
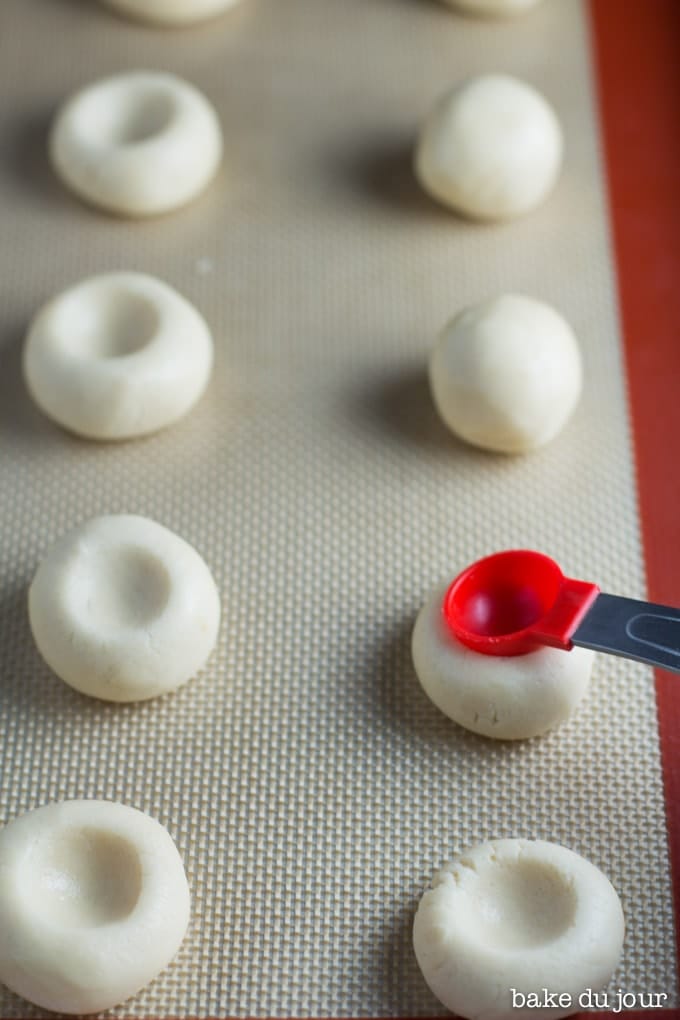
[0,0,677,1014]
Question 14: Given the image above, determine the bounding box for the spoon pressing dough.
[24,272,214,441]
[412,583,593,739]
[50,71,223,217]
[0,800,190,1015]
[440,0,545,16]
[29,515,221,702]
[101,0,243,25]
[429,294,582,453]
[415,74,563,220]
[414,839,625,1020]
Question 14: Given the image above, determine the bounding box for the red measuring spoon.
[443,549,680,672]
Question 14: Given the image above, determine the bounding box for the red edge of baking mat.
[589,0,680,1008]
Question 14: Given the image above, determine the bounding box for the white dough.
[415,74,563,220]
[414,839,624,1020]
[0,800,190,1015]
[29,515,221,702]
[440,0,544,16]
[101,0,243,25]
[412,584,593,739]
[429,294,583,453]
[50,71,223,217]
[23,272,214,441]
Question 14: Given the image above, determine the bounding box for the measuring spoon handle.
[573,593,680,674]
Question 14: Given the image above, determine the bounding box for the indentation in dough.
[74,84,176,148]
[27,827,142,928]
[414,839,625,1020]
[50,72,223,217]
[70,545,172,629]
[113,90,176,146]
[462,856,577,949]
[55,287,160,359]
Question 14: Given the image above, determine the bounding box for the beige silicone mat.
[0,0,677,1014]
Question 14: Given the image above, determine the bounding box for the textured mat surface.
[0,0,676,1014]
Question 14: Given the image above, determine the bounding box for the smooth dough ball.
[440,0,544,16]
[29,515,221,702]
[101,0,243,24]
[24,272,214,441]
[415,74,563,220]
[412,583,593,739]
[414,839,625,1020]
[50,71,223,217]
[0,800,190,1015]
[429,294,582,453]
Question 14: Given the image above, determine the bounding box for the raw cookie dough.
[413,839,625,1020]
[440,0,544,16]
[101,0,243,25]
[0,800,190,1015]
[412,583,593,739]
[23,272,214,441]
[29,515,221,702]
[415,74,563,220]
[50,71,223,216]
[429,294,582,453]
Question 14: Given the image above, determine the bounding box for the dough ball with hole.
[412,583,593,739]
[24,272,213,441]
[440,0,545,16]
[429,294,582,453]
[29,515,220,702]
[101,0,243,24]
[414,839,624,1020]
[0,800,190,1014]
[49,71,222,217]
[415,74,562,220]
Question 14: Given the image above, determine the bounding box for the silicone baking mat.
[1,0,679,1015]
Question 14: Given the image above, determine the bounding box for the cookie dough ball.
[414,839,625,1020]
[101,0,242,24]
[429,295,582,454]
[412,583,593,739]
[440,0,544,16]
[50,71,223,217]
[0,800,190,1014]
[24,272,213,441]
[29,515,221,702]
[415,74,563,220]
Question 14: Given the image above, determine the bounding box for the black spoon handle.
[573,592,680,674]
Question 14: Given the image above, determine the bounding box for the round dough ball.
[440,0,544,16]
[29,515,221,702]
[0,800,190,1015]
[101,0,242,24]
[412,583,593,739]
[50,71,223,217]
[413,839,625,1020]
[429,294,582,453]
[415,74,563,220]
[23,272,213,441]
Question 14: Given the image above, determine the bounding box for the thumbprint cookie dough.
[412,583,593,739]
[440,0,545,16]
[23,272,214,441]
[413,839,625,1020]
[50,71,223,217]
[29,515,221,702]
[415,74,563,220]
[429,295,583,454]
[0,800,190,1015]
[102,0,243,25]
